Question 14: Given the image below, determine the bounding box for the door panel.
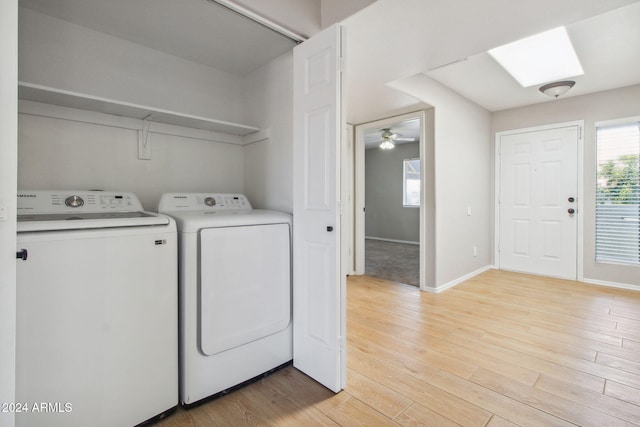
[305,107,331,209]
[513,220,530,256]
[542,220,562,258]
[499,126,578,279]
[292,24,345,393]
[305,243,331,344]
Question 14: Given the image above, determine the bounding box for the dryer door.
[199,223,291,355]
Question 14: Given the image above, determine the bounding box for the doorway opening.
[354,111,426,288]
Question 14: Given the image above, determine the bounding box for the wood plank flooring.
[154,270,640,426]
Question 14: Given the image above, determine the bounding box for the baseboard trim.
[423,265,493,294]
[422,266,640,293]
[492,267,640,292]
[365,236,419,245]
[582,278,640,292]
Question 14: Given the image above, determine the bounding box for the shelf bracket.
[138,115,153,160]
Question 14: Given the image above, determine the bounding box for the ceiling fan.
[377,128,415,150]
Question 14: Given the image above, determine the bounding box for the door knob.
[568,197,575,203]
[16,249,28,261]
[568,208,575,214]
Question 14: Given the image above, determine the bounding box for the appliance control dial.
[64,195,84,208]
[204,197,216,206]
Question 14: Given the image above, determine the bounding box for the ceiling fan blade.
[393,137,416,141]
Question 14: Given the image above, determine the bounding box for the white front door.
[498,125,579,279]
[292,24,346,393]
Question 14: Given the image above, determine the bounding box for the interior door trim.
[494,120,584,281]
[354,110,428,290]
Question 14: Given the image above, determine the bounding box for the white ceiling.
[19,0,640,116]
[425,2,640,112]
[343,0,640,123]
[19,0,298,76]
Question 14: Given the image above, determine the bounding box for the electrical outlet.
[467,206,472,216]
[0,206,7,222]
[473,246,477,257]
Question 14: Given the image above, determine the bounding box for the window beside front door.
[595,119,640,265]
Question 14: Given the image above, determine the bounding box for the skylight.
[488,27,584,87]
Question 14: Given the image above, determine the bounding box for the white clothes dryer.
[158,193,292,406]
[16,190,178,427]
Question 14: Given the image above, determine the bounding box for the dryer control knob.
[65,195,84,208]
[204,197,216,207]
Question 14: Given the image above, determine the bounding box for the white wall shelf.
[18,82,260,137]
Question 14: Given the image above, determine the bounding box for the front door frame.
[494,120,584,281]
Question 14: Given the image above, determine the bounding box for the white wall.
[493,84,640,287]
[19,8,247,125]
[18,106,244,210]
[0,1,17,425]
[18,7,253,210]
[320,0,377,29]
[243,52,294,213]
[390,74,493,290]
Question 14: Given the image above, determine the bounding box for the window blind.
[595,121,640,265]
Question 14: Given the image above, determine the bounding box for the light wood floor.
[154,270,640,426]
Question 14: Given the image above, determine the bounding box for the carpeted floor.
[365,238,419,286]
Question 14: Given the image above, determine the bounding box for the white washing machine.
[157,193,292,406]
[16,190,178,427]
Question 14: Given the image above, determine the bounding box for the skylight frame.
[488,27,584,87]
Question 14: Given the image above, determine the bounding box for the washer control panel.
[158,193,252,212]
[17,190,144,214]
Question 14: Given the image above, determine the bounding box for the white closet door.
[292,24,346,393]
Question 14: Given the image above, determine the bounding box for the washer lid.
[17,212,170,232]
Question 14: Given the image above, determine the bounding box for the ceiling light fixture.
[488,27,584,87]
[377,127,416,150]
[539,80,576,98]
[379,140,395,150]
